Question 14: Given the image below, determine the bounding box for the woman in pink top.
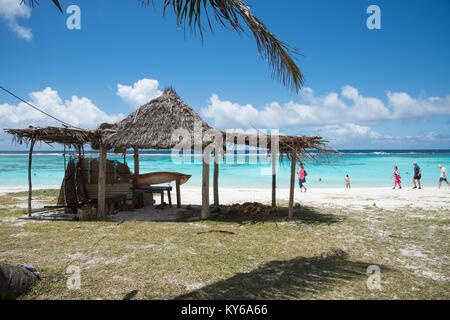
[391,166,402,189]
[298,163,307,192]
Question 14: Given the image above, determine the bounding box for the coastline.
[1,185,448,211]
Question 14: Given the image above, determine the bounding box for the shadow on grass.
[206,205,344,226]
[175,249,390,300]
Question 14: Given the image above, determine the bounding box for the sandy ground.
[1,185,449,211]
[180,186,450,211]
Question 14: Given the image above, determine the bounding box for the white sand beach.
[2,186,447,211]
[181,187,450,211]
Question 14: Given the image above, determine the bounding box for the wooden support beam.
[201,151,210,219]
[271,147,276,208]
[27,140,35,217]
[288,154,297,219]
[176,180,181,208]
[133,147,139,175]
[97,147,107,218]
[213,150,219,206]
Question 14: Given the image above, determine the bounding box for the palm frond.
[23,0,304,92]
[140,0,304,92]
[22,0,63,12]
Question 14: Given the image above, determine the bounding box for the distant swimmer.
[345,175,350,189]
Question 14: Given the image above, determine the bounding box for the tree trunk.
[97,147,107,218]
[201,151,210,219]
[27,140,35,216]
[213,150,219,206]
[288,154,297,219]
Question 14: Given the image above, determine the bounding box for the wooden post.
[271,147,276,207]
[97,147,107,218]
[288,154,297,219]
[213,150,219,206]
[133,147,139,175]
[27,140,35,217]
[176,180,181,208]
[201,151,210,219]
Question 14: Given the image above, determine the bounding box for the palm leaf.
[23,0,304,92]
[22,0,63,12]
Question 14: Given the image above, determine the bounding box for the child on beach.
[298,163,307,192]
[438,164,449,189]
[391,166,402,189]
[345,175,350,188]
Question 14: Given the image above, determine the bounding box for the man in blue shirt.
[413,162,422,189]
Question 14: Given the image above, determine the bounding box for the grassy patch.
[7,189,60,198]
[0,190,448,300]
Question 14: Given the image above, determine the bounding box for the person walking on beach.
[298,163,307,192]
[438,164,449,189]
[412,162,422,189]
[345,175,351,189]
[391,166,402,189]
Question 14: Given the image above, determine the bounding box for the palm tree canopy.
[22,0,304,92]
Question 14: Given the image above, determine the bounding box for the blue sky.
[0,0,449,150]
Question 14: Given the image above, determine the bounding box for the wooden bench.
[133,186,173,208]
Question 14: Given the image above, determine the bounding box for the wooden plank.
[288,154,297,219]
[28,140,35,217]
[271,147,276,208]
[85,184,133,199]
[134,147,139,175]
[201,152,210,219]
[97,147,107,218]
[213,150,219,206]
[176,180,181,208]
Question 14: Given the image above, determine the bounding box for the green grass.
[0,191,448,300]
[6,189,60,198]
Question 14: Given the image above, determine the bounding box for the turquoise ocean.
[0,150,449,189]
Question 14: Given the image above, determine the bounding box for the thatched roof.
[97,88,214,150]
[4,126,97,146]
[226,132,330,159]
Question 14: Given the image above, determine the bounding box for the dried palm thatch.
[225,132,330,160]
[4,126,97,147]
[96,88,214,150]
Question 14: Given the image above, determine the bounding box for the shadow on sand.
[175,249,390,300]
[207,205,345,226]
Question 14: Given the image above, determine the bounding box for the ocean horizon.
[0,149,449,189]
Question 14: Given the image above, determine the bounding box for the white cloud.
[0,0,33,40]
[201,86,450,130]
[0,87,125,130]
[117,78,162,109]
[388,92,450,119]
[317,123,381,139]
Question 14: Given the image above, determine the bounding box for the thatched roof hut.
[96,88,214,150]
[5,126,96,147]
[4,88,331,220]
